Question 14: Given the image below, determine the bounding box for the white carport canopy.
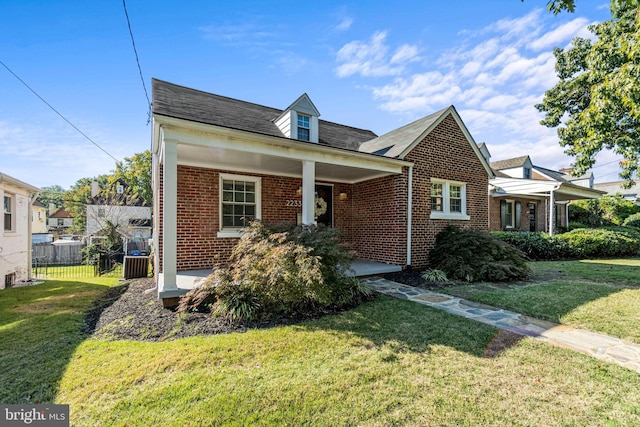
[490,177,606,235]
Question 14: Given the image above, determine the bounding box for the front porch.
[158,259,403,300]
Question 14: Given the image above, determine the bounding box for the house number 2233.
[285,200,302,207]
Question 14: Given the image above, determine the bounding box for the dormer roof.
[275,93,320,122]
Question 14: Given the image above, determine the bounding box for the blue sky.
[1,0,617,189]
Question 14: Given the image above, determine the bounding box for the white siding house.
[1,172,40,288]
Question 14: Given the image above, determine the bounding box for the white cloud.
[335,7,600,171]
[390,44,419,64]
[335,16,353,31]
[335,31,418,77]
[529,17,589,50]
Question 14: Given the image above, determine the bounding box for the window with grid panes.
[297,114,310,141]
[222,179,257,228]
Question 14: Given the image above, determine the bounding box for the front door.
[528,203,536,231]
[315,184,333,227]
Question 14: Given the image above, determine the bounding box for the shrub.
[430,226,531,282]
[556,226,640,258]
[178,221,371,320]
[623,212,640,229]
[569,195,639,227]
[491,231,574,261]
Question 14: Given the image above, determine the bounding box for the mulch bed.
[84,271,541,355]
[84,278,374,342]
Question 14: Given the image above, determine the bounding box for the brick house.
[484,150,604,235]
[151,80,493,304]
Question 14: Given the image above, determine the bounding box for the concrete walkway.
[362,277,640,374]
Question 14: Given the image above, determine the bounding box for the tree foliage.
[36,185,66,209]
[535,1,640,187]
[569,194,640,226]
[113,150,152,206]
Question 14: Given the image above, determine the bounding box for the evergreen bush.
[491,231,574,260]
[556,227,640,258]
[623,212,640,229]
[430,226,531,282]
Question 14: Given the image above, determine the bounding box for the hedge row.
[491,226,640,260]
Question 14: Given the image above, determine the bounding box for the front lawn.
[2,265,640,425]
[445,258,640,343]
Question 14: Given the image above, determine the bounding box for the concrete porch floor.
[160,259,403,297]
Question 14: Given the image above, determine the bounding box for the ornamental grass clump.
[430,226,531,282]
[178,221,371,321]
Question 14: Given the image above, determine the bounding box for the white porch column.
[548,189,555,236]
[161,139,178,292]
[301,160,316,225]
[565,203,569,228]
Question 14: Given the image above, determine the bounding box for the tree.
[36,185,66,209]
[535,1,640,187]
[113,150,152,206]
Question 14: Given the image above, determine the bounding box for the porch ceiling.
[177,144,395,183]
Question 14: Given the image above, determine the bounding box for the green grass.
[0,277,119,403]
[447,258,640,343]
[3,269,640,425]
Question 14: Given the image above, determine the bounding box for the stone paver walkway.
[362,277,640,374]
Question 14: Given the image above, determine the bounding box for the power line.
[122,0,151,125]
[0,59,120,163]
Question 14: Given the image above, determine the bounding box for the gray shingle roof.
[532,165,571,183]
[490,155,530,171]
[358,106,451,158]
[152,79,376,151]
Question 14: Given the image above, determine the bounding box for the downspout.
[28,192,40,281]
[406,166,413,270]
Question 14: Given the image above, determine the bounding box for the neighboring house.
[151,79,493,304]
[1,172,40,288]
[594,180,640,206]
[86,179,152,248]
[48,207,74,233]
[487,150,604,234]
[31,200,48,234]
[31,200,52,244]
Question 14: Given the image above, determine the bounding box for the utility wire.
[0,59,120,163]
[122,0,151,125]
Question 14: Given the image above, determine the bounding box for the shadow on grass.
[0,279,125,404]
[300,295,505,359]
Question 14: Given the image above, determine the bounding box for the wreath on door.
[314,197,327,218]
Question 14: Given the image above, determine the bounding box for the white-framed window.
[429,179,469,220]
[523,167,532,179]
[4,194,14,232]
[116,184,125,194]
[218,173,261,238]
[297,114,310,141]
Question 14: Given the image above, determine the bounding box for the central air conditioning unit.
[123,256,149,279]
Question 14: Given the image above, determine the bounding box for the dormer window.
[524,167,532,179]
[297,114,310,141]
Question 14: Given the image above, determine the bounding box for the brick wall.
[404,114,489,268]
[156,114,490,272]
